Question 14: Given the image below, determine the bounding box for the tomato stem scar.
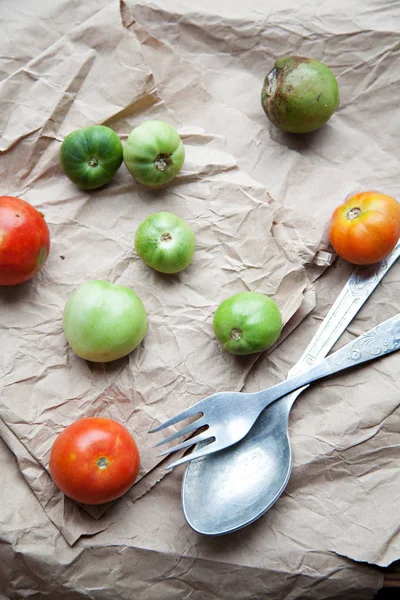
[154,154,171,171]
[347,206,362,220]
[97,457,109,469]
[160,232,172,242]
[230,328,242,341]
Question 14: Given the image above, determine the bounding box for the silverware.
[152,313,400,468]
[181,243,400,535]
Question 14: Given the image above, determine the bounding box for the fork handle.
[257,313,400,410]
[322,313,400,373]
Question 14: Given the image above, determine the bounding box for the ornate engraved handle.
[326,313,400,370]
[290,240,400,375]
[257,313,400,411]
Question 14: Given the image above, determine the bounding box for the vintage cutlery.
[152,312,400,468]
[181,243,400,534]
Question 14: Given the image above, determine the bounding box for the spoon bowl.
[182,395,293,535]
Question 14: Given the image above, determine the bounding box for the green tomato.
[213,291,282,355]
[123,120,185,186]
[60,125,123,190]
[134,212,196,274]
[261,56,339,134]
[63,280,148,362]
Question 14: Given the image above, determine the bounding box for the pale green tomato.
[134,212,196,274]
[63,280,148,362]
[123,120,185,186]
[213,291,282,355]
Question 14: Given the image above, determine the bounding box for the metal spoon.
[181,242,400,535]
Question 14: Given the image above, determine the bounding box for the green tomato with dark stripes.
[213,291,282,355]
[123,120,185,187]
[134,212,195,274]
[60,126,123,190]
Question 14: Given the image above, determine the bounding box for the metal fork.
[151,311,400,468]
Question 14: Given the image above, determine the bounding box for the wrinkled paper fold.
[1,1,399,598]
[0,0,321,544]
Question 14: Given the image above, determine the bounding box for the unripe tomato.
[60,126,123,190]
[134,211,196,274]
[123,120,185,186]
[213,291,283,355]
[262,56,339,134]
[49,417,140,505]
[0,196,50,285]
[63,280,148,363]
[329,192,400,265]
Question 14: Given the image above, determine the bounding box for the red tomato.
[329,191,400,265]
[49,417,140,505]
[0,196,50,285]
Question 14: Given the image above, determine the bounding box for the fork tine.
[165,440,218,469]
[158,430,213,457]
[154,418,206,448]
[149,405,203,434]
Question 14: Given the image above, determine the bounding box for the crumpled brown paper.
[0,0,321,545]
[122,0,400,568]
[126,0,400,226]
[0,435,383,599]
[1,0,399,598]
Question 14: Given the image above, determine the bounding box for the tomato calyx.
[230,328,242,341]
[97,457,109,469]
[346,206,362,221]
[154,153,172,172]
[88,157,99,168]
[160,232,172,243]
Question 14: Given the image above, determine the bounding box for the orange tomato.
[329,192,400,265]
[49,417,140,505]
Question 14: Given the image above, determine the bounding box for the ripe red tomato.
[49,417,140,505]
[329,191,400,265]
[0,196,50,285]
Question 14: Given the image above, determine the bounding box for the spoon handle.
[289,240,400,377]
